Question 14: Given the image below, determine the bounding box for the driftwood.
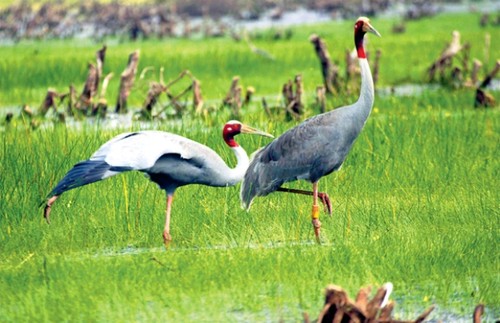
[316,85,327,113]
[142,82,167,118]
[475,60,499,108]
[75,63,98,114]
[73,46,106,116]
[21,104,34,118]
[96,45,107,89]
[475,89,496,108]
[91,72,113,117]
[5,112,13,123]
[139,69,198,119]
[294,74,303,114]
[115,50,140,114]
[306,283,435,323]
[222,76,242,117]
[478,59,500,89]
[310,34,340,94]
[463,59,483,88]
[427,31,464,81]
[166,82,193,115]
[306,283,488,323]
[38,89,59,116]
[59,84,77,116]
[164,70,194,116]
[233,86,242,117]
[192,79,204,114]
[223,76,240,106]
[244,86,255,106]
[282,74,303,120]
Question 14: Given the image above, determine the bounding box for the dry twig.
[115,50,140,113]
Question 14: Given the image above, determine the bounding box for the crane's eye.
[227,127,233,132]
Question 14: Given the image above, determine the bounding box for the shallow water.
[87,243,498,322]
[1,80,497,132]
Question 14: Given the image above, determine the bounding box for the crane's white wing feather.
[90,131,208,170]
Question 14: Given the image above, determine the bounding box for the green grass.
[0,12,498,108]
[1,92,498,321]
[0,12,499,322]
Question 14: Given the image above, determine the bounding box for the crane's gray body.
[48,130,238,198]
[241,58,374,209]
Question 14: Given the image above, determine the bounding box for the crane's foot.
[312,205,321,243]
[163,231,172,249]
[312,218,321,243]
[43,195,59,224]
[318,192,332,216]
[43,204,51,224]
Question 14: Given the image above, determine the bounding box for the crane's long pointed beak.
[367,23,381,37]
[240,124,274,138]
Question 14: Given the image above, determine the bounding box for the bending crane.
[43,121,273,246]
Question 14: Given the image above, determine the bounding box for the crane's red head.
[354,17,381,59]
[222,120,274,148]
[223,120,243,147]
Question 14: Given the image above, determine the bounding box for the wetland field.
[0,9,499,322]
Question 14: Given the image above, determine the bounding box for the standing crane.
[240,17,381,240]
[43,121,273,246]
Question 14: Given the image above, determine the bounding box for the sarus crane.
[43,121,273,245]
[240,17,381,240]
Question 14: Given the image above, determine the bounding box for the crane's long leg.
[276,187,332,214]
[43,195,59,224]
[163,193,174,248]
[276,182,330,242]
[311,181,321,241]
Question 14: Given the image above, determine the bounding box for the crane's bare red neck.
[354,21,367,59]
[223,124,241,148]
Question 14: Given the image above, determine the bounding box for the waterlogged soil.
[79,244,498,322]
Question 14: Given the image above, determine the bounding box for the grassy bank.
[1,93,499,320]
[0,11,499,322]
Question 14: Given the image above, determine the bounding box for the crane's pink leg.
[163,194,174,248]
[276,182,330,242]
[43,195,59,224]
[311,181,321,241]
[276,187,332,214]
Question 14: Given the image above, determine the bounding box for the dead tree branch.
[38,89,59,116]
[427,31,463,81]
[192,79,204,114]
[310,34,340,94]
[115,50,140,114]
[282,74,303,120]
[96,45,106,88]
[310,283,436,323]
[92,72,113,117]
[75,63,98,114]
[59,84,77,116]
[475,60,499,108]
[315,86,327,114]
[223,76,240,106]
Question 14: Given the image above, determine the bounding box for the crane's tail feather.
[46,159,130,198]
[240,177,259,211]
